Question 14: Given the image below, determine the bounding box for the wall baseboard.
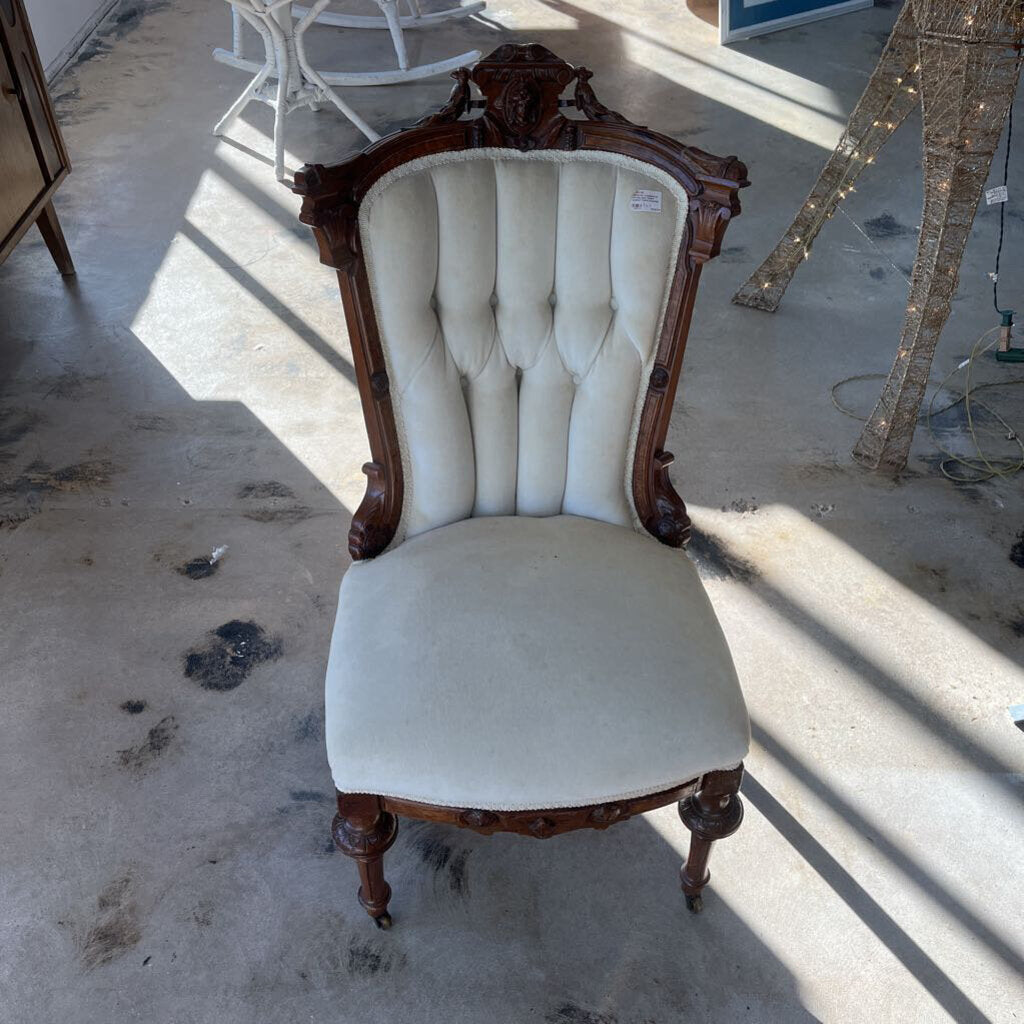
[43,0,120,83]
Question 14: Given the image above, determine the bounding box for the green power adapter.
[996,310,1024,362]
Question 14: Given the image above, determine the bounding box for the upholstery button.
[489,293,498,308]
[429,295,438,311]
[571,373,581,386]
[609,297,619,311]
[548,292,557,306]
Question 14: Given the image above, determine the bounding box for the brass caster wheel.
[685,894,703,914]
[373,912,393,930]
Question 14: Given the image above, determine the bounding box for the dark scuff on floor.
[183,620,283,691]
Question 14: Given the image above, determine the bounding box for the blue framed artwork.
[720,0,872,43]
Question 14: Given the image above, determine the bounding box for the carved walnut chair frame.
[293,44,749,927]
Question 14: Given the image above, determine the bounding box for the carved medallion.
[527,816,558,838]
[459,809,500,830]
[498,79,540,134]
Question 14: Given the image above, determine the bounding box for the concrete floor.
[1,1,1023,1021]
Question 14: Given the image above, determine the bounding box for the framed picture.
[720,0,872,43]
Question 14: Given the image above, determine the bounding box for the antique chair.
[294,44,751,928]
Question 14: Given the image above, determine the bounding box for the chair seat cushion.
[325,515,749,811]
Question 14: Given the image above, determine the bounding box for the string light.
[780,60,919,269]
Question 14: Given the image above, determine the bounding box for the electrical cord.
[831,102,1023,481]
[831,326,1024,482]
[994,103,1014,317]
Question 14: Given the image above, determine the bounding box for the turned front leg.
[332,792,398,927]
[678,764,744,913]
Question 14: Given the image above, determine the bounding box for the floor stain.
[411,827,471,898]
[238,481,295,500]
[36,370,104,400]
[862,212,915,240]
[1011,529,1024,569]
[290,790,329,803]
[913,564,949,594]
[0,408,43,448]
[131,413,175,432]
[183,620,283,691]
[545,1004,618,1024]
[1,458,117,528]
[243,505,312,524]
[869,266,886,280]
[176,556,219,580]
[347,937,400,976]
[237,481,311,523]
[80,875,141,969]
[117,716,178,771]
[119,699,147,715]
[108,0,172,38]
[718,245,748,264]
[293,710,323,742]
[49,460,116,489]
[688,528,759,583]
[723,497,758,513]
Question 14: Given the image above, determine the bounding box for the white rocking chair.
[212,0,484,181]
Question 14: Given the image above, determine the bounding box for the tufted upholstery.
[325,515,749,811]
[360,149,690,541]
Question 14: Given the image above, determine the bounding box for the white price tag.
[986,185,1008,205]
[630,189,662,212]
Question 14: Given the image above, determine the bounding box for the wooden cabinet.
[0,0,74,275]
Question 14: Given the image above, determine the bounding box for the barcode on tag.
[986,185,1009,205]
[630,189,662,212]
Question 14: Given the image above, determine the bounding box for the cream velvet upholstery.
[326,515,749,811]
[359,150,689,541]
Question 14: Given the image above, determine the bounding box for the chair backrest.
[295,44,747,559]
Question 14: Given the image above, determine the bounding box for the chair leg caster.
[334,793,399,926]
[677,765,745,917]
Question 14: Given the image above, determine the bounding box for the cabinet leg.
[36,201,75,277]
